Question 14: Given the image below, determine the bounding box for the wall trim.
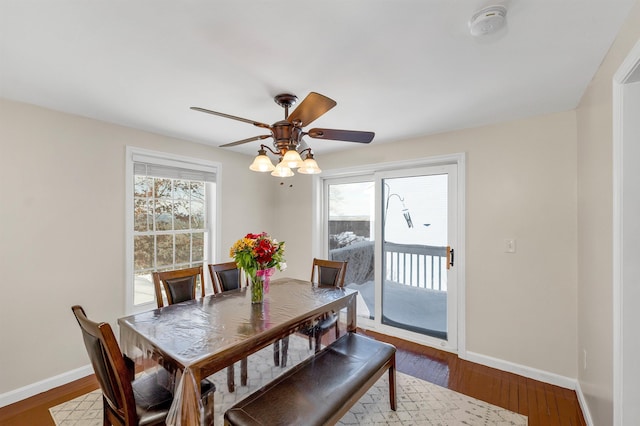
[464,350,577,390]
[575,380,595,426]
[0,365,93,408]
[320,153,465,178]
[612,37,640,426]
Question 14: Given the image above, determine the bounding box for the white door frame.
[613,39,640,426]
[314,153,466,356]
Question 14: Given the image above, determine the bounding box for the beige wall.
[576,2,640,424]
[0,99,274,394]
[276,111,579,378]
[270,173,318,281]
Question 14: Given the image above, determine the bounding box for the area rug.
[50,336,527,425]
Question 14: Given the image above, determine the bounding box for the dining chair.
[208,262,249,392]
[300,258,348,352]
[152,266,205,308]
[209,261,246,293]
[71,305,215,426]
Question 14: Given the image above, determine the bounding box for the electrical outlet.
[504,239,516,253]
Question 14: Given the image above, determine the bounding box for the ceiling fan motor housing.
[272,120,300,152]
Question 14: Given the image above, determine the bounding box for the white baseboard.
[574,380,594,426]
[465,350,594,423]
[464,350,578,390]
[0,365,93,408]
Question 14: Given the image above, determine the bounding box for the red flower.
[255,238,275,264]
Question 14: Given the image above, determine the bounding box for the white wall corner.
[0,365,93,408]
[575,380,595,426]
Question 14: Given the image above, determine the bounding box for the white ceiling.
[0,0,636,156]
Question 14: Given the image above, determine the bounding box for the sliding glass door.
[380,167,456,343]
[324,163,459,350]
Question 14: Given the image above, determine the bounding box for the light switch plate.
[504,239,516,253]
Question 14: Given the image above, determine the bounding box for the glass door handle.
[446,246,454,270]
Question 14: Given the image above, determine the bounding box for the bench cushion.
[225,332,395,426]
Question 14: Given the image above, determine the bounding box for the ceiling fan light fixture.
[271,161,294,178]
[282,148,303,169]
[249,149,276,172]
[298,152,322,174]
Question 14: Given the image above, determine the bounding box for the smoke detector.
[469,5,507,37]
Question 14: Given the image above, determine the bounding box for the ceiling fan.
[190,92,375,177]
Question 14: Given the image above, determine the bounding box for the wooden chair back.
[207,261,250,391]
[208,262,245,294]
[310,258,347,287]
[152,266,205,308]
[302,259,349,352]
[71,305,137,425]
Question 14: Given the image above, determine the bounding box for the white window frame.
[125,146,222,314]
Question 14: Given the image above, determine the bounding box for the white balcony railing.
[331,240,448,292]
[383,242,447,291]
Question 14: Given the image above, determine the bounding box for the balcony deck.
[332,239,449,340]
[347,279,447,339]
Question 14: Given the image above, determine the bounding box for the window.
[126,147,220,311]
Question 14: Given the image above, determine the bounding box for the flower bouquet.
[230,232,286,303]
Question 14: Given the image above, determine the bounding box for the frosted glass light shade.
[298,156,322,174]
[282,149,303,169]
[249,153,275,172]
[271,161,294,177]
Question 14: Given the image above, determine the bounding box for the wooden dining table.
[118,277,358,425]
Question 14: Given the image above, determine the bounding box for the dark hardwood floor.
[361,330,586,426]
[0,330,586,426]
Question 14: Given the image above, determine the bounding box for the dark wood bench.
[224,332,396,425]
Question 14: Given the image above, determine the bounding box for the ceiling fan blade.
[287,92,337,127]
[219,134,272,148]
[307,128,375,143]
[190,107,271,129]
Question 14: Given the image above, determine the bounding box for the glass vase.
[250,273,264,304]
